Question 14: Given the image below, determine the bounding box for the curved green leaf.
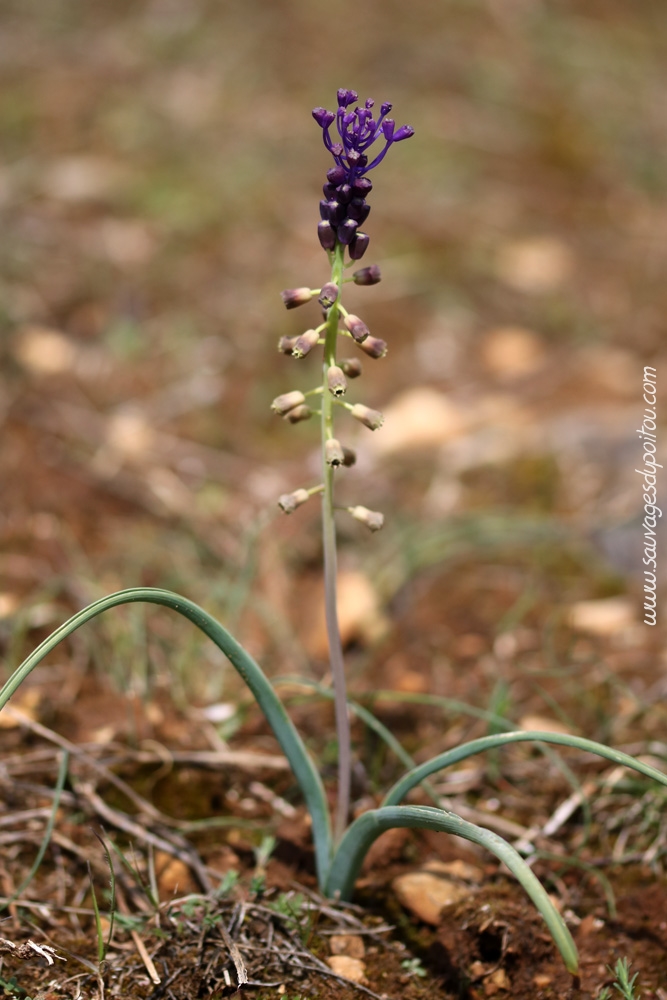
[383,731,667,807]
[325,804,578,975]
[0,588,333,887]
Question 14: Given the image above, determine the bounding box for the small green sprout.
[401,957,428,978]
[598,958,641,1000]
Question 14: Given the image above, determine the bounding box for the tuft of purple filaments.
[312,89,414,259]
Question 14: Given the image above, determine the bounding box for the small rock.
[330,934,365,959]
[393,870,474,925]
[326,956,368,984]
[154,851,197,896]
[0,593,19,620]
[369,387,465,455]
[105,409,155,459]
[89,725,117,744]
[484,967,510,994]
[495,236,573,294]
[533,973,552,987]
[423,859,484,883]
[480,326,546,380]
[518,714,572,736]
[13,326,76,375]
[567,597,636,636]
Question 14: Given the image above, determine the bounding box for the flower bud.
[337,183,353,204]
[325,199,345,224]
[327,365,347,397]
[358,336,387,359]
[347,198,370,223]
[337,219,358,245]
[352,177,372,197]
[318,282,339,309]
[343,314,370,343]
[278,488,310,514]
[349,505,384,532]
[351,403,384,430]
[349,232,369,260]
[278,336,297,354]
[325,438,345,467]
[318,220,337,251]
[352,265,381,286]
[292,329,320,358]
[281,287,313,309]
[342,446,357,467]
[340,357,363,378]
[271,390,307,415]
[284,404,313,424]
[327,165,346,185]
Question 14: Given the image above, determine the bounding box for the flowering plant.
[2,90,666,982]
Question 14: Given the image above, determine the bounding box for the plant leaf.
[0,588,333,887]
[326,803,579,975]
[382,731,667,806]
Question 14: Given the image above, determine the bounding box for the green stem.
[321,241,350,845]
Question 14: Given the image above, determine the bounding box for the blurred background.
[1,0,666,730]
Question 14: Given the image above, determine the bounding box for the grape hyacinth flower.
[274,89,413,844]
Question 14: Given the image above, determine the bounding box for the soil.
[2,1,667,998]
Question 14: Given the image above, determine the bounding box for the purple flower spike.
[312,90,414,252]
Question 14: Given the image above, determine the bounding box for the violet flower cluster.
[313,89,414,259]
[273,90,414,536]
